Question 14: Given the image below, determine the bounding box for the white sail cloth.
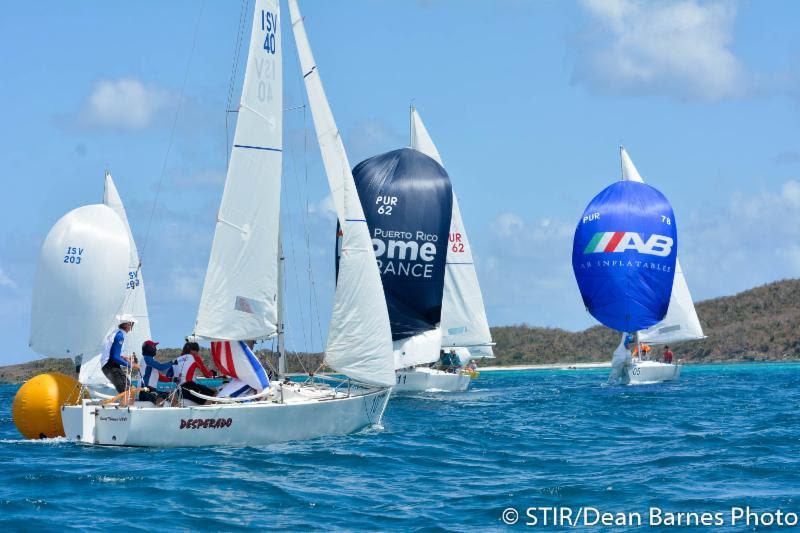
[195,0,283,342]
[289,0,395,387]
[393,328,442,369]
[608,334,631,385]
[620,147,704,345]
[103,173,151,352]
[30,205,130,359]
[410,108,494,359]
[80,175,152,386]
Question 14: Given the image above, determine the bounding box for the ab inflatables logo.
[583,232,673,257]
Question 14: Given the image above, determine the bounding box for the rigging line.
[225,0,250,168]
[292,54,325,352]
[140,0,207,257]
[281,155,311,362]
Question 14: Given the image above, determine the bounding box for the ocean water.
[1,363,799,531]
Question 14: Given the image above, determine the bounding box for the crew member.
[173,342,217,404]
[139,340,173,405]
[663,345,674,364]
[100,315,139,394]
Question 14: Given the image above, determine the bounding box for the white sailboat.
[77,173,152,394]
[611,147,705,384]
[59,0,394,446]
[394,108,495,392]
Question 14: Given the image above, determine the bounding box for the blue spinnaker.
[572,181,678,332]
[349,148,453,341]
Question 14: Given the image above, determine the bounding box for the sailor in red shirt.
[173,342,217,404]
[663,345,674,364]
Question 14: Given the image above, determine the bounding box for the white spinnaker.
[289,0,394,387]
[30,205,130,359]
[79,175,153,386]
[411,108,494,359]
[620,147,704,345]
[195,0,282,342]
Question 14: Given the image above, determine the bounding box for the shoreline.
[479,362,611,371]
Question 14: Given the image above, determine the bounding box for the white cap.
[116,313,138,325]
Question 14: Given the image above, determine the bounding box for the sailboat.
[393,108,495,392]
[572,147,682,386]
[345,124,453,392]
[77,173,152,395]
[55,0,395,446]
[611,148,704,383]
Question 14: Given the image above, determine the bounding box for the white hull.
[62,386,390,447]
[393,367,470,392]
[628,361,682,384]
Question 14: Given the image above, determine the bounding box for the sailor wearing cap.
[100,314,140,394]
[140,340,173,389]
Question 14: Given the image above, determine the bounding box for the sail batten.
[289,0,395,387]
[411,109,494,359]
[195,0,283,342]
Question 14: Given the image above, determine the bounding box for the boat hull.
[628,361,682,384]
[393,368,471,392]
[61,388,390,447]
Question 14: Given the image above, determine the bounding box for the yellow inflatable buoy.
[12,373,86,439]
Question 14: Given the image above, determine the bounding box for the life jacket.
[172,354,206,384]
[100,329,125,366]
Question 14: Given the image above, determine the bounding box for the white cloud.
[574,0,745,101]
[345,118,406,164]
[491,212,524,236]
[79,77,175,130]
[679,179,800,299]
[307,194,338,220]
[0,266,15,288]
[781,180,800,208]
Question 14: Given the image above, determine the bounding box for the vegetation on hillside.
[2,279,798,384]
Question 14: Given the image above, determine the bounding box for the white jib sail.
[620,147,704,345]
[289,0,395,387]
[29,205,131,359]
[79,175,153,386]
[411,108,494,359]
[195,0,283,342]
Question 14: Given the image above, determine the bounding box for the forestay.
[620,148,704,344]
[410,109,494,358]
[30,205,130,358]
[195,0,283,342]
[289,0,394,387]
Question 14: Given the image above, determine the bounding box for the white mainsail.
[79,175,153,386]
[410,108,494,359]
[195,0,283,342]
[29,205,130,359]
[289,0,395,387]
[620,147,704,345]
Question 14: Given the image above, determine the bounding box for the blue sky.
[2,0,799,364]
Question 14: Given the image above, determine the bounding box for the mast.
[277,234,286,377]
